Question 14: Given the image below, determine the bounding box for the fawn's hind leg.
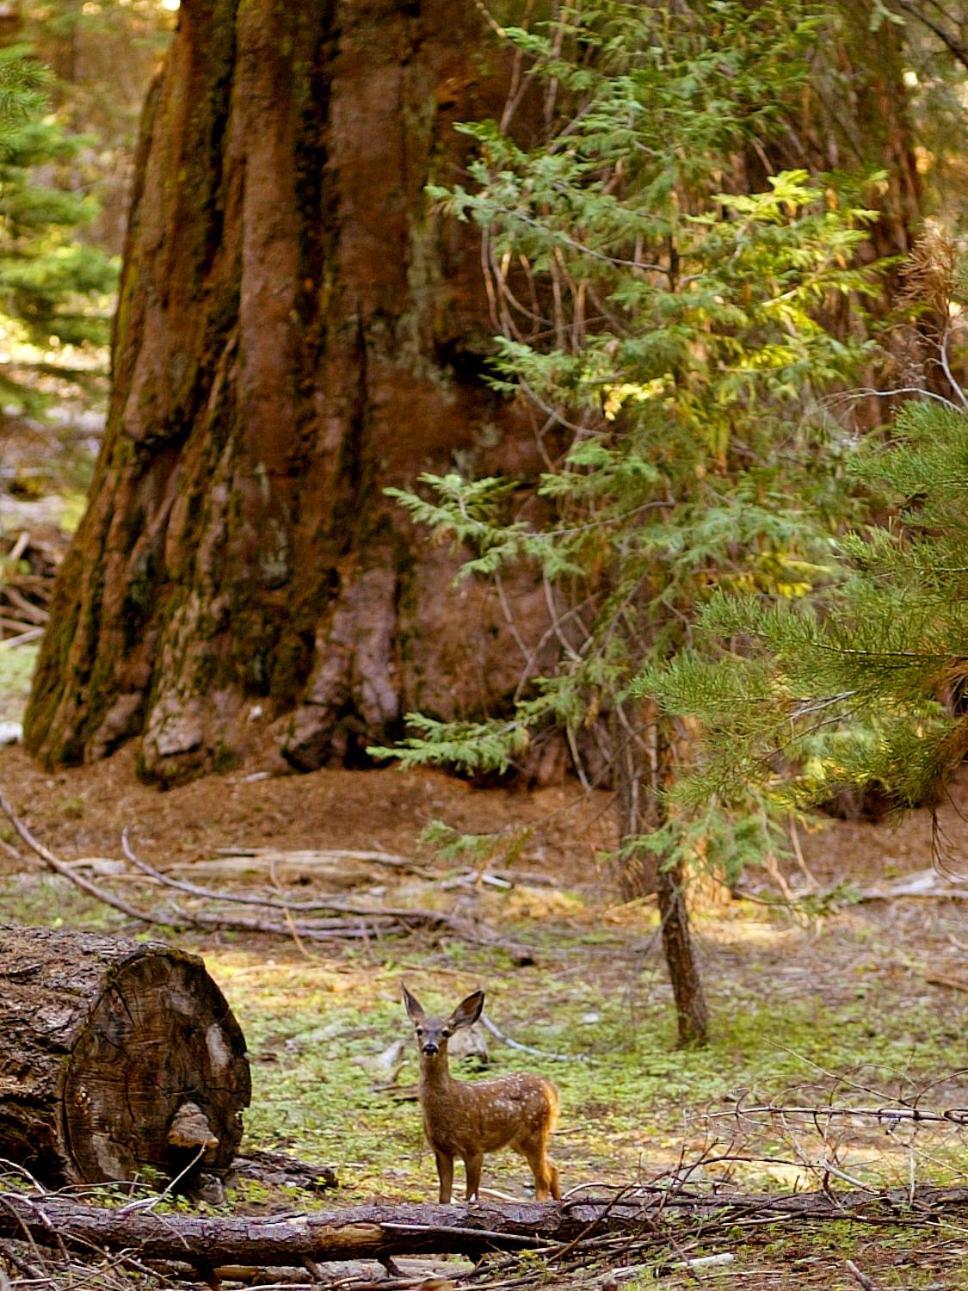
[519,1135,561,1201]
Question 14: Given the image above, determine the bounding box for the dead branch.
[121,829,437,919]
[233,1150,338,1195]
[0,1186,961,1270]
[737,869,968,908]
[0,787,536,958]
[845,1259,882,1291]
[0,585,47,625]
[0,786,176,927]
[925,972,968,993]
[214,845,435,878]
[850,870,968,902]
[480,1014,587,1064]
[710,1102,968,1127]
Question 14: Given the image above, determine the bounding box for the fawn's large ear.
[402,983,425,1023]
[449,990,485,1031]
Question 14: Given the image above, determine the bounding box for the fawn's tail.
[544,1078,560,1131]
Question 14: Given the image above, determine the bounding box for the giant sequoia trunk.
[25,0,550,783]
[24,1,932,789]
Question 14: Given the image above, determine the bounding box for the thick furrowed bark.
[25,0,554,785]
[25,2,928,787]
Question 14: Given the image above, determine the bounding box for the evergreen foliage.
[0,46,49,145]
[0,45,116,412]
[375,0,878,873]
[643,252,968,820]
[371,0,899,1045]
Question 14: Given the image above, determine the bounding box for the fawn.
[402,984,561,1204]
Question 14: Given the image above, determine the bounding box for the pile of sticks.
[0,787,537,957]
[0,527,64,647]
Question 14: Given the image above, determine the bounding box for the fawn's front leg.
[434,1148,455,1203]
[464,1152,483,1202]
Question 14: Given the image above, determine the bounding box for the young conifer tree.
[643,241,968,830]
[0,45,116,412]
[0,47,47,141]
[373,0,879,1045]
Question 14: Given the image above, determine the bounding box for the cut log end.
[63,946,249,1182]
[0,925,250,1185]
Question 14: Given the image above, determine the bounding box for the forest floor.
[0,693,964,1290]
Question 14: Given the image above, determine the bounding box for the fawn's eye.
[415,1026,424,1036]
[441,1028,451,1038]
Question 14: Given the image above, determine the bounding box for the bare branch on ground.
[0,786,536,960]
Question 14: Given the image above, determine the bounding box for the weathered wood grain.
[0,1186,962,1267]
[0,924,250,1183]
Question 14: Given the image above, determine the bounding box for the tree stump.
[0,924,250,1184]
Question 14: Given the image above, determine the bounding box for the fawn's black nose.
[422,1041,439,1055]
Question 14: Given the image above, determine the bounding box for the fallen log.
[0,1186,962,1268]
[0,924,250,1185]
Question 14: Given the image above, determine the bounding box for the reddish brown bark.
[656,860,709,1047]
[25,2,933,789]
[26,0,551,783]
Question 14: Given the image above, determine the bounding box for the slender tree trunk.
[656,858,709,1047]
[25,0,553,784]
[613,701,659,900]
[615,707,708,1044]
[652,720,708,1046]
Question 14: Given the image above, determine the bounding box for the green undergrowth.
[0,642,37,722]
[634,1219,968,1289]
[208,940,968,1207]
[0,871,119,930]
[0,874,963,1214]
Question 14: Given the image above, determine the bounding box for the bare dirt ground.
[4,737,968,890]
[0,743,615,881]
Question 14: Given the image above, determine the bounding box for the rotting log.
[0,924,250,1185]
[0,1188,963,1269]
[234,1148,338,1195]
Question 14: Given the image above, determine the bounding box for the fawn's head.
[402,984,484,1058]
